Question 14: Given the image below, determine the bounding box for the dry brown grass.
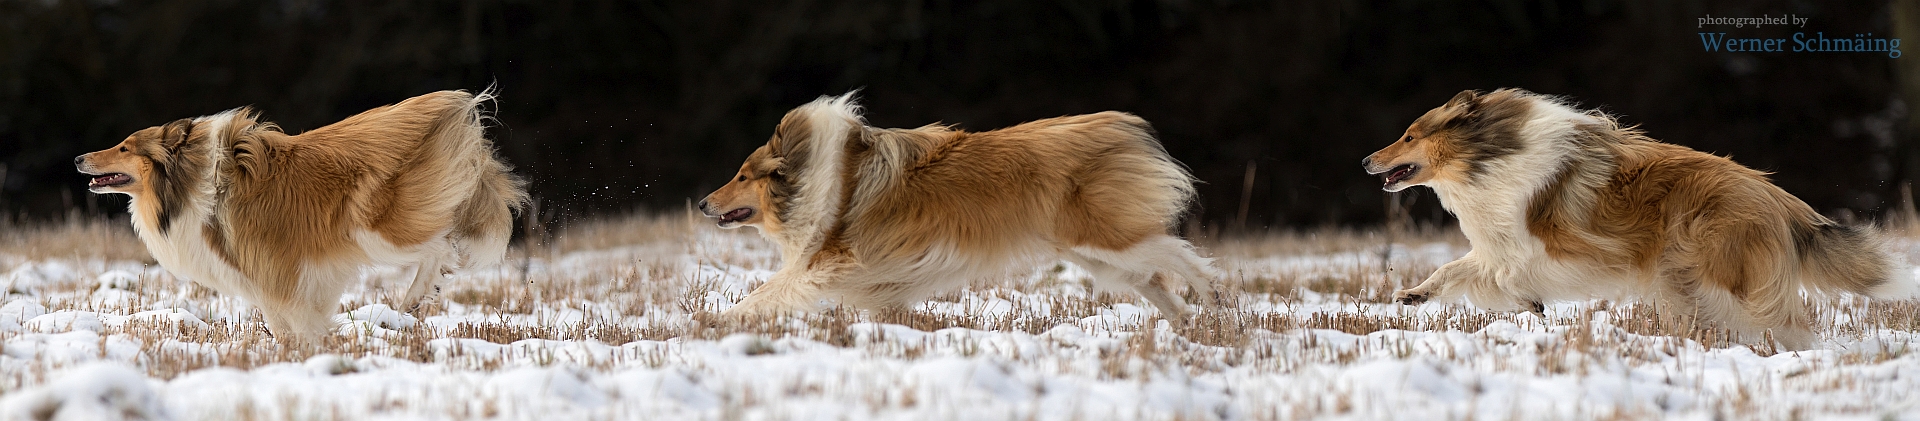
[1203,223,1465,257]
[7,210,1920,419]
[2,211,1902,357]
[541,209,704,255]
[0,214,151,264]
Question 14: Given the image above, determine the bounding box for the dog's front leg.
[1394,253,1488,305]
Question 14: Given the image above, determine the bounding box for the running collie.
[1362,88,1914,349]
[699,94,1217,323]
[76,90,527,343]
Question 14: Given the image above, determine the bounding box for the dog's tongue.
[1385,166,1413,186]
[89,173,130,187]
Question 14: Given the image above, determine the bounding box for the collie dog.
[699,94,1216,323]
[1363,88,1914,349]
[77,90,527,343]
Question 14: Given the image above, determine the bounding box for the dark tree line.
[0,0,1913,231]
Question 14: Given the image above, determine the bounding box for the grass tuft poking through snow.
[2,212,1919,419]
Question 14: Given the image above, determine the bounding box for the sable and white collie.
[1363,88,1915,349]
[698,94,1217,322]
[76,90,527,343]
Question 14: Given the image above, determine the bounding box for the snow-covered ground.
[3,217,1920,420]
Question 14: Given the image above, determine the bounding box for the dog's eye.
[1399,135,1411,143]
[119,147,127,152]
[736,175,746,182]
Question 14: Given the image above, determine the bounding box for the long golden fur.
[1363,88,1915,350]
[700,93,1216,323]
[77,90,527,343]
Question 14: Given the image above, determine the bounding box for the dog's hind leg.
[1725,256,1815,350]
[399,255,449,315]
[1676,223,1816,350]
[1144,235,1220,306]
[1065,251,1192,326]
[396,238,456,315]
[1137,273,1195,327]
[1071,235,1219,305]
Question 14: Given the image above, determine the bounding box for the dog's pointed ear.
[159,118,195,152]
[1441,89,1488,125]
[1448,90,1481,110]
[768,157,787,178]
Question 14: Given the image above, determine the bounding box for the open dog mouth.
[1382,164,1418,187]
[718,207,754,225]
[88,173,132,189]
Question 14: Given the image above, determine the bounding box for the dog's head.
[699,94,863,236]
[76,118,203,197]
[1362,89,1530,192]
[701,144,791,231]
[76,109,257,233]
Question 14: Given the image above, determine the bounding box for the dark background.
[3,0,1917,232]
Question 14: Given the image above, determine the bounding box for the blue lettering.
[1700,33,1726,51]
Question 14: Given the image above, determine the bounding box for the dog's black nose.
[696,199,709,211]
[1360,156,1372,169]
[74,155,85,167]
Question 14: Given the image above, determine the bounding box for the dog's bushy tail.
[1794,221,1916,299]
[437,88,529,268]
[1100,112,1198,230]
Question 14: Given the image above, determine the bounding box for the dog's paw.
[405,285,444,315]
[1393,289,1429,305]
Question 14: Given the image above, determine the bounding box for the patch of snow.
[5,232,1920,419]
[336,303,417,331]
[24,311,105,333]
[0,362,168,421]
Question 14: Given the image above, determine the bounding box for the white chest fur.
[132,207,257,300]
